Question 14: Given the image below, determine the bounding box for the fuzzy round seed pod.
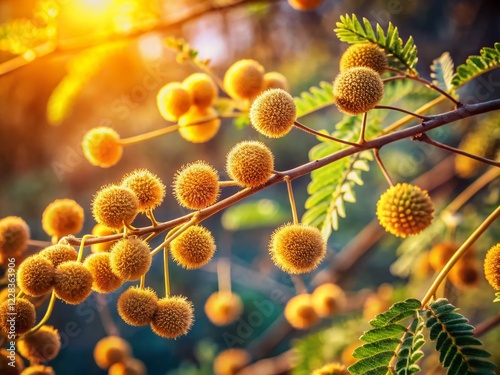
[91,224,116,253]
[262,72,289,92]
[150,295,194,339]
[108,358,146,375]
[250,88,296,138]
[0,348,24,375]
[121,169,166,212]
[312,362,349,375]
[287,0,324,11]
[484,243,500,290]
[428,242,461,272]
[333,67,384,115]
[20,366,55,375]
[94,336,131,369]
[110,237,152,281]
[204,291,243,326]
[448,260,480,289]
[311,283,346,317]
[117,287,158,326]
[182,73,218,109]
[226,141,274,188]
[224,59,265,101]
[39,244,78,268]
[269,223,326,274]
[18,325,61,363]
[82,127,123,168]
[170,225,216,269]
[0,298,36,336]
[340,43,387,74]
[41,199,84,237]
[284,294,319,329]
[17,255,55,297]
[156,82,192,121]
[376,183,434,238]
[178,105,221,143]
[173,161,220,210]
[54,261,93,304]
[92,185,139,230]
[0,216,30,259]
[83,253,123,293]
[213,349,250,375]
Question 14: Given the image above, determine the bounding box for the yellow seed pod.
[91,224,117,253]
[150,295,194,339]
[157,82,192,122]
[213,349,250,375]
[269,223,326,274]
[284,293,319,329]
[339,43,387,74]
[20,365,55,375]
[484,243,500,290]
[287,0,324,11]
[428,242,459,272]
[83,253,123,293]
[41,198,84,238]
[121,169,166,212]
[223,59,265,101]
[17,255,55,297]
[312,362,349,375]
[376,183,434,238]
[82,127,123,168]
[0,216,30,259]
[341,342,360,367]
[0,298,36,336]
[110,237,152,281]
[333,67,384,115]
[178,105,221,143]
[39,244,78,268]
[182,73,218,109]
[94,336,131,369]
[1,348,24,375]
[226,141,274,188]
[311,283,346,317]
[117,286,158,326]
[448,259,480,289]
[173,161,220,210]
[170,225,216,269]
[250,88,296,138]
[54,261,94,304]
[108,358,146,375]
[92,185,139,230]
[262,72,289,92]
[204,291,243,326]
[18,325,61,362]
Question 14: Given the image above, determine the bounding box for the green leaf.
[294,81,334,118]
[451,42,500,88]
[430,52,455,92]
[494,292,500,302]
[395,316,426,375]
[370,299,421,328]
[348,352,394,375]
[221,199,288,231]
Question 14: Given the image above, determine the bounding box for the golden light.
[137,33,164,61]
[79,0,114,13]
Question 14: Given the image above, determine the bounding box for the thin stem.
[219,180,241,187]
[473,313,500,337]
[422,205,500,306]
[290,275,307,295]
[373,148,394,186]
[164,246,170,298]
[188,60,226,94]
[146,209,159,226]
[76,235,92,263]
[294,121,361,147]
[51,235,58,245]
[150,213,199,256]
[284,177,298,225]
[374,105,432,120]
[358,112,368,144]
[139,275,145,290]
[119,124,179,146]
[20,291,57,338]
[217,258,231,293]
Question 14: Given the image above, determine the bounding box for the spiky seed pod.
[213,349,250,375]
[83,253,123,293]
[262,71,289,92]
[287,0,324,11]
[156,82,192,121]
[311,283,346,317]
[448,260,480,289]
[250,88,296,138]
[0,298,36,336]
[20,365,55,375]
[333,67,384,115]
[339,43,387,74]
[108,358,147,375]
[223,59,265,101]
[182,73,218,109]
[39,244,78,268]
[92,185,139,230]
[109,237,152,281]
[204,291,243,326]
[428,242,461,272]
[17,255,55,297]
[117,287,158,326]
[173,161,220,210]
[93,336,132,369]
[484,243,500,290]
[18,325,61,362]
[178,105,221,143]
[121,169,166,212]
[0,348,24,375]
[54,261,93,304]
[41,199,84,237]
[82,127,123,168]
[284,294,319,329]
[376,183,434,238]
[311,362,349,375]
[226,141,274,188]
[91,224,116,253]
[0,216,30,259]
[170,225,216,269]
[269,223,326,274]
[150,296,194,339]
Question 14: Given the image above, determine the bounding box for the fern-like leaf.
[451,42,500,88]
[426,298,496,375]
[431,52,455,92]
[394,316,425,375]
[294,81,334,118]
[334,14,418,73]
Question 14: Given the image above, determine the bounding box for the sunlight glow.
[138,33,164,61]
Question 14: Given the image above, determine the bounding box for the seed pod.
[250,89,296,138]
[121,169,166,212]
[41,199,84,238]
[376,183,434,238]
[213,349,250,375]
[428,242,470,272]
[82,127,123,168]
[0,216,30,261]
[54,261,93,304]
[448,259,480,289]
[339,43,387,74]
[484,243,500,290]
[262,71,289,92]
[93,336,131,369]
[18,325,61,362]
[150,295,194,339]
[20,365,55,375]
[226,141,274,188]
[173,161,219,210]
[178,106,221,143]
[0,298,36,336]
[311,283,346,317]
[284,294,319,329]
[204,291,243,326]
[156,82,192,121]
[0,348,24,375]
[170,225,216,269]
[182,73,218,109]
[287,0,324,11]
[108,358,146,375]
[83,253,123,293]
[92,185,139,230]
[90,224,116,253]
[39,244,78,268]
[17,255,55,297]
[311,362,349,375]
[117,287,158,326]
[110,237,152,281]
[223,59,264,101]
